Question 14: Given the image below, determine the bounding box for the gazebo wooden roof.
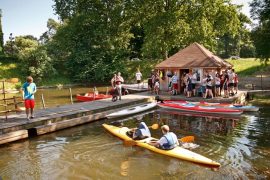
[156,42,232,69]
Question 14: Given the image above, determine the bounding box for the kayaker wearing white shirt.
[149,125,179,150]
[127,122,151,140]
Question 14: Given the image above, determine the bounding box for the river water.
[0,88,269,179]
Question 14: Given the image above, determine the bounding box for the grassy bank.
[227,58,269,76]
[0,61,72,89]
[250,94,270,106]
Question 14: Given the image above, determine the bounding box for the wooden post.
[2,80,7,120]
[41,94,46,109]
[106,87,108,95]
[69,88,73,104]
[13,96,18,111]
[93,88,95,100]
[261,73,263,90]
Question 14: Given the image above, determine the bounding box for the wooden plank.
[35,112,107,135]
[0,130,28,145]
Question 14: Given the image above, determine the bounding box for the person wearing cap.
[149,125,179,150]
[127,122,151,140]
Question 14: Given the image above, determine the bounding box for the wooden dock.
[0,93,154,145]
[0,90,248,145]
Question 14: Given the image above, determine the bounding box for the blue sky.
[0,0,58,42]
[0,0,252,43]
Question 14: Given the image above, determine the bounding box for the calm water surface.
[0,88,269,179]
[0,86,110,110]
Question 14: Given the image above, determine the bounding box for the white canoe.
[228,105,259,112]
[106,102,157,118]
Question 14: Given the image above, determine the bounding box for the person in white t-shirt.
[148,125,179,150]
[191,71,197,96]
[171,72,179,95]
[135,70,143,88]
[215,73,221,96]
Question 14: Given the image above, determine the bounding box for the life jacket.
[133,122,151,139]
[115,76,123,85]
[161,132,177,150]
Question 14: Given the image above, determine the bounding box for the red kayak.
[158,101,243,115]
[76,93,112,102]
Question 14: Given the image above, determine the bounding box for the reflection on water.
[0,106,269,179]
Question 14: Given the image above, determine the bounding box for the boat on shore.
[106,102,157,118]
[76,93,112,102]
[158,101,243,115]
[102,124,221,168]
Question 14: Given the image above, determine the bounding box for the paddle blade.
[123,140,137,146]
[179,136,195,143]
[150,124,159,130]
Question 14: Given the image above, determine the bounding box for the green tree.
[250,0,270,64]
[51,0,132,82]
[40,18,60,44]
[51,0,250,83]
[126,0,244,59]
[20,46,55,83]
[0,9,4,54]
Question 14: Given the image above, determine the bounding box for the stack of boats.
[158,100,259,115]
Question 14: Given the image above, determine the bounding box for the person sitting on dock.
[148,125,179,150]
[127,122,151,140]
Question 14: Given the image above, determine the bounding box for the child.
[21,76,37,120]
[154,79,160,95]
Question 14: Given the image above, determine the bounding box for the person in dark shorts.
[223,70,229,98]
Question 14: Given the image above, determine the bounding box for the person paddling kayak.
[127,122,151,140]
[149,125,179,150]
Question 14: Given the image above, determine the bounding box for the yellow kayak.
[102,124,220,168]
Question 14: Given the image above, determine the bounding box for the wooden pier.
[0,90,249,145]
[0,93,154,145]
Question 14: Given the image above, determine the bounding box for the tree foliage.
[4,35,55,82]
[250,0,270,64]
[49,0,251,83]
[0,9,4,54]
[20,46,55,83]
[51,0,132,82]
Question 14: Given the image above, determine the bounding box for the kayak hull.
[76,93,112,102]
[102,124,220,168]
[192,101,259,112]
[106,102,157,118]
[158,101,242,115]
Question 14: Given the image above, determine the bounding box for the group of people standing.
[180,68,238,99]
